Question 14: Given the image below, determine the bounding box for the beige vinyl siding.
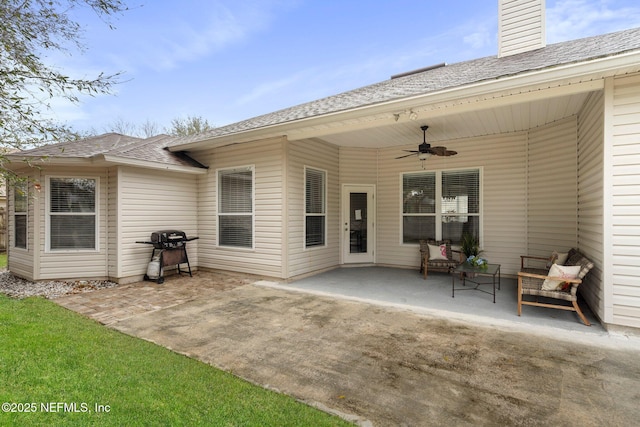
[288,139,340,278]
[36,167,108,280]
[609,73,640,328]
[195,138,285,278]
[577,91,605,321]
[117,166,198,281]
[526,117,578,257]
[376,132,527,276]
[498,0,545,58]
[482,133,528,275]
[339,147,377,185]
[107,167,119,279]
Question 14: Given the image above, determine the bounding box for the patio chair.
[517,248,594,325]
[419,239,462,280]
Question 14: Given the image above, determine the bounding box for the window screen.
[441,170,480,243]
[49,178,97,250]
[402,172,436,243]
[305,168,326,247]
[402,169,480,245]
[218,168,253,248]
[14,182,27,249]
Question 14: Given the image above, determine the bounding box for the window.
[13,182,27,249]
[441,170,480,243]
[305,167,326,247]
[402,169,480,245]
[402,172,436,244]
[48,177,97,250]
[218,167,253,248]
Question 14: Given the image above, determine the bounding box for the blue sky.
[50,0,640,134]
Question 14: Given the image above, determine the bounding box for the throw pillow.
[541,264,581,291]
[552,250,569,265]
[428,243,448,261]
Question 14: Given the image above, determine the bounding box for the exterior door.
[342,185,375,264]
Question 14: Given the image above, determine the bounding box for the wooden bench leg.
[573,301,591,326]
[517,276,523,316]
[420,254,428,280]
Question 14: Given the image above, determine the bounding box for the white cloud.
[44,97,90,123]
[235,71,310,107]
[463,30,493,50]
[233,13,498,114]
[142,6,247,70]
[547,0,640,42]
[122,1,296,72]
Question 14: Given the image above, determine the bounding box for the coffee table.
[452,263,501,303]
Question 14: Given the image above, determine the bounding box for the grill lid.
[151,230,188,243]
[136,230,198,249]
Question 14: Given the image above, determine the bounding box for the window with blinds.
[48,177,97,250]
[402,172,436,244]
[218,167,253,248]
[305,167,326,247]
[14,181,27,249]
[441,170,480,243]
[402,169,480,244]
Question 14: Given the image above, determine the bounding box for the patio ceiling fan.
[395,125,457,160]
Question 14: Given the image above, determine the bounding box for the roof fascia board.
[169,50,640,151]
[4,156,91,169]
[5,155,207,175]
[98,155,208,174]
[168,134,289,153]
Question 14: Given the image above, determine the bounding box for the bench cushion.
[541,264,581,290]
[420,239,453,261]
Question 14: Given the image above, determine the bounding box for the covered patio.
[284,267,605,337]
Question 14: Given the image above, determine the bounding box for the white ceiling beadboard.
[316,92,591,149]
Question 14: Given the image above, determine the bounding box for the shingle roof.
[169,26,640,148]
[18,133,142,157]
[13,133,206,169]
[110,134,206,168]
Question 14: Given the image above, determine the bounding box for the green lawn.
[0,295,351,426]
[0,253,6,269]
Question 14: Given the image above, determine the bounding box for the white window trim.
[216,165,255,250]
[400,167,483,246]
[13,182,28,251]
[45,175,100,253]
[304,166,327,249]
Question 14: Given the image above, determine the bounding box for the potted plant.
[460,232,482,258]
[460,233,487,273]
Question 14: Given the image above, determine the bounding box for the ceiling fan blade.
[429,146,448,156]
[395,126,461,160]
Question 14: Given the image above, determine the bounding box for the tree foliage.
[98,115,214,138]
[168,115,214,136]
[0,0,128,149]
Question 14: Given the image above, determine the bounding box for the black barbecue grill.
[136,230,198,284]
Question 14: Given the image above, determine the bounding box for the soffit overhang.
[170,50,640,152]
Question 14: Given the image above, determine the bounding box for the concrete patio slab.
[282,267,610,341]
[54,268,640,426]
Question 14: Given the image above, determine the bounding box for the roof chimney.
[498,0,546,58]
